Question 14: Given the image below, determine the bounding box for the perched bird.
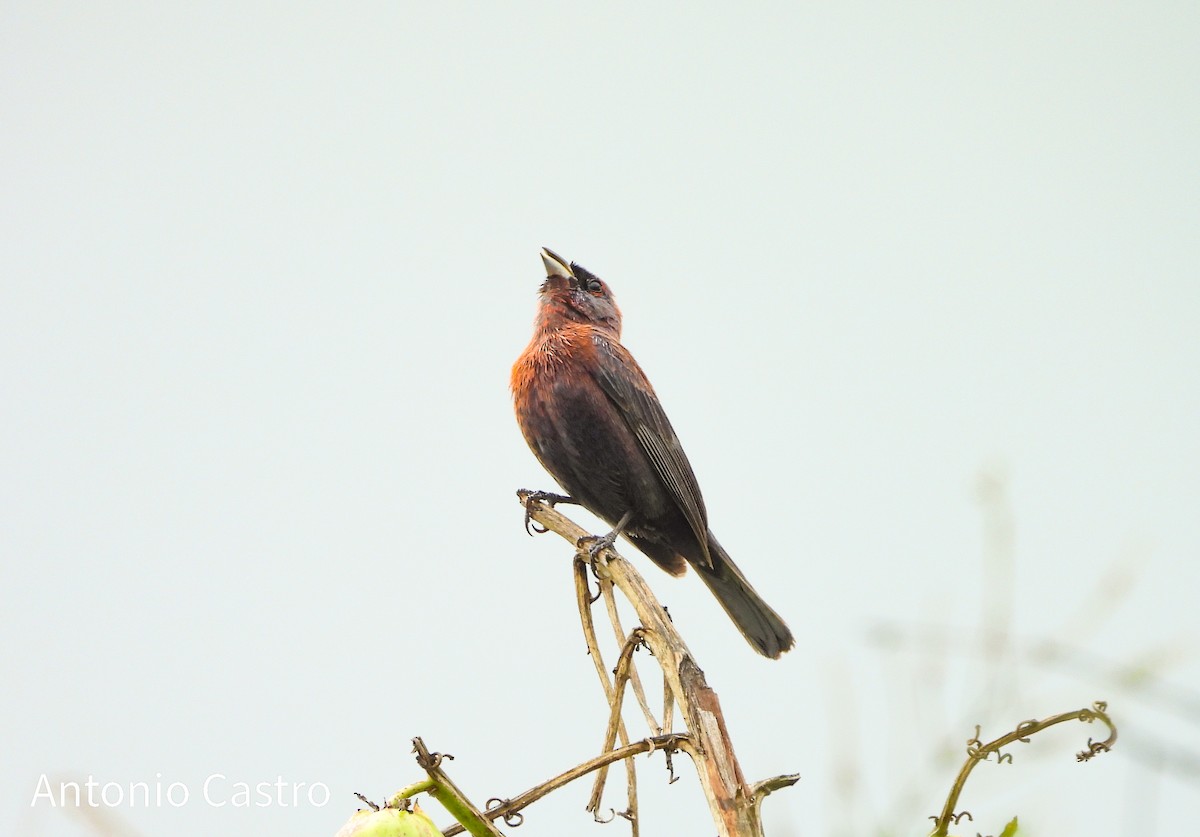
[511,248,795,659]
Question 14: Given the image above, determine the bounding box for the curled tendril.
[641,733,684,785]
[966,725,984,757]
[485,798,524,827]
[1077,739,1111,762]
[592,807,616,824]
[584,574,602,604]
[1014,720,1038,743]
[927,810,981,830]
[995,752,1013,765]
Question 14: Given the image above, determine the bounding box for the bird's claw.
[576,509,633,568]
[521,490,575,536]
[577,531,618,562]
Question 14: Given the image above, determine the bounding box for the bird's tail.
[695,536,795,659]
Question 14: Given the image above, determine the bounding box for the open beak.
[540,247,574,281]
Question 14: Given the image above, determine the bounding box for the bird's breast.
[511,330,672,528]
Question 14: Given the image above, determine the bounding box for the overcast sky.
[2,3,1198,836]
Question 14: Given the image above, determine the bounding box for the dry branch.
[518,490,799,837]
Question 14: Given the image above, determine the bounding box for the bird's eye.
[586,279,603,293]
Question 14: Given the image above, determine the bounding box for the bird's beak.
[541,247,574,281]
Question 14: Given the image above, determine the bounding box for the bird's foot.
[520,489,576,536]
[577,529,620,562]
[577,510,633,563]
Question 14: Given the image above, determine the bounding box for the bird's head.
[536,247,622,336]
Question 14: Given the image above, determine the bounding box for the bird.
[511,247,795,659]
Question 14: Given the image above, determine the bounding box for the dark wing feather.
[591,335,712,568]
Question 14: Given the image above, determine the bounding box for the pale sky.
[2,3,1198,836]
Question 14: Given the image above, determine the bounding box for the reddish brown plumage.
[512,248,794,658]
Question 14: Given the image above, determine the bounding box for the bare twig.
[600,580,662,733]
[441,734,693,837]
[588,629,646,812]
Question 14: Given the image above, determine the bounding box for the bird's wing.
[591,335,712,568]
